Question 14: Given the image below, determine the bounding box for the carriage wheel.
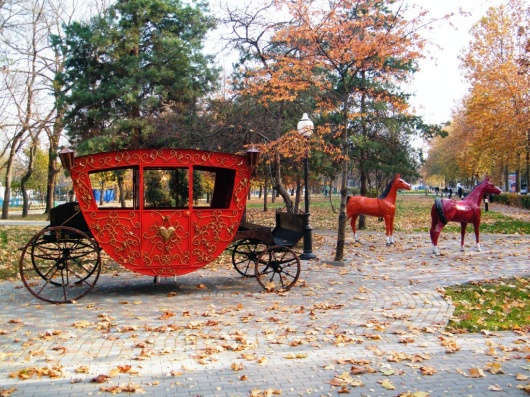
[19,226,101,304]
[255,245,300,291]
[30,227,98,286]
[231,239,269,277]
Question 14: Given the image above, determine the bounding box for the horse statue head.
[483,177,502,196]
[395,174,411,191]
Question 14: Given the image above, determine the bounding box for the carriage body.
[19,148,302,304]
[69,148,250,277]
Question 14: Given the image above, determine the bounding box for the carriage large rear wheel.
[231,238,269,277]
[255,245,300,291]
[19,226,101,304]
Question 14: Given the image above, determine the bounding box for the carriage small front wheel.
[231,238,269,277]
[255,245,300,291]
[19,226,101,304]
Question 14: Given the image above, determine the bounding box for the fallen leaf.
[231,362,244,371]
[457,367,486,378]
[109,367,120,378]
[379,379,395,390]
[91,374,109,383]
[0,387,17,397]
[419,366,437,376]
[487,384,503,391]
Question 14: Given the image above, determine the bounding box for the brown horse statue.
[346,174,411,245]
[430,178,502,255]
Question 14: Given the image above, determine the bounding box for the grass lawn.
[1,193,529,332]
[443,276,530,333]
[245,193,530,234]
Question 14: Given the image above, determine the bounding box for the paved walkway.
[0,229,529,397]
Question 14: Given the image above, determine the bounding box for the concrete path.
[0,230,529,397]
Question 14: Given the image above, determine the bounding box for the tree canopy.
[427,0,530,191]
[58,0,218,151]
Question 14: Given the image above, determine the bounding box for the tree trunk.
[515,153,521,193]
[525,150,530,189]
[44,138,61,218]
[1,160,13,219]
[263,176,268,212]
[358,158,368,229]
[294,175,301,212]
[271,152,293,211]
[328,178,337,214]
[99,181,105,206]
[526,130,530,187]
[504,162,509,192]
[358,80,368,229]
[117,173,126,207]
[21,139,38,217]
[334,110,350,261]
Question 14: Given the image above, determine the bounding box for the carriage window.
[144,168,189,208]
[88,168,137,209]
[193,167,235,209]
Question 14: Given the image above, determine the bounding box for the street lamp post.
[297,113,316,260]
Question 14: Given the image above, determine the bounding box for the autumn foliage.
[427,0,530,189]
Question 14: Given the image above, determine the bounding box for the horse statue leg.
[350,215,360,242]
[430,206,444,255]
[389,215,395,244]
[472,219,481,252]
[384,215,393,246]
[460,222,467,252]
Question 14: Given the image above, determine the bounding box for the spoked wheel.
[19,226,101,304]
[231,239,269,277]
[255,245,300,291]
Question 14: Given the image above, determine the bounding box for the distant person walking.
[457,184,463,199]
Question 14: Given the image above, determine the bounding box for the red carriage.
[19,148,303,303]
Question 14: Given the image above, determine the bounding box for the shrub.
[492,193,530,209]
[522,195,530,209]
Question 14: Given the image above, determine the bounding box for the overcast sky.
[408,0,506,125]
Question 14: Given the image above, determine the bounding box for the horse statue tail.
[346,195,353,219]
[434,197,448,225]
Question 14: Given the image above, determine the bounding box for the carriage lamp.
[246,146,260,176]
[297,113,316,260]
[59,147,75,171]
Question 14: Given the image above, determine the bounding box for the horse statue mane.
[434,198,447,225]
[378,178,395,199]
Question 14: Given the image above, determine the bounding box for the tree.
[25,144,48,203]
[459,0,530,190]
[43,0,81,216]
[243,0,434,260]
[222,1,444,259]
[58,0,218,151]
[424,118,470,187]
[0,0,86,218]
[223,1,314,211]
[0,0,50,219]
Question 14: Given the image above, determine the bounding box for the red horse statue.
[347,174,411,245]
[430,178,502,255]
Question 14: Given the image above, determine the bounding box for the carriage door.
[141,167,192,276]
[189,166,238,269]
